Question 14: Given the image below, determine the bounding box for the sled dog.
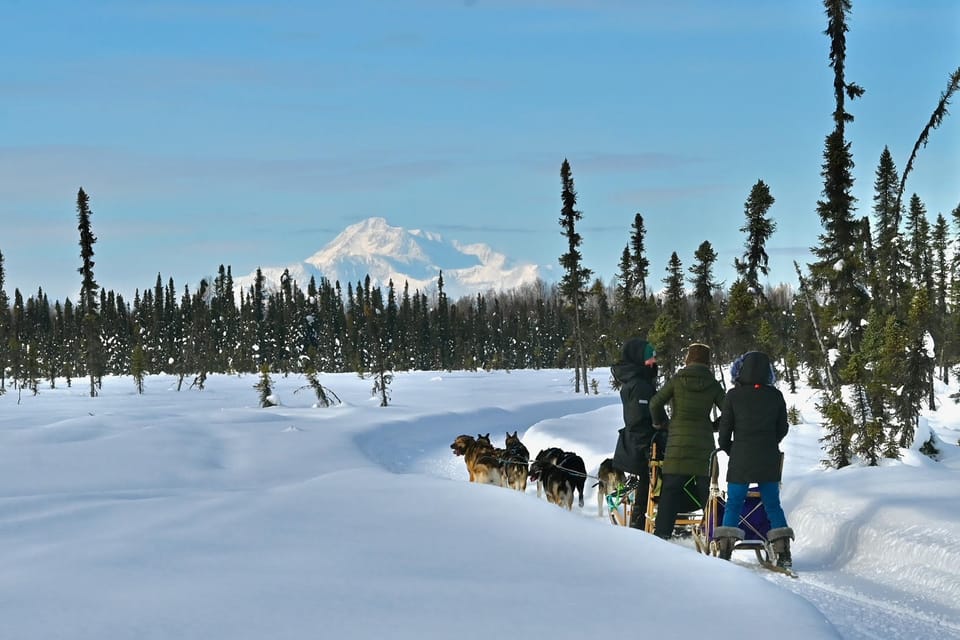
[596,457,626,518]
[529,448,587,510]
[502,431,530,492]
[450,433,503,486]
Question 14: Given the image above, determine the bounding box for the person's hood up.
[611,337,656,383]
[621,337,655,366]
[735,351,774,385]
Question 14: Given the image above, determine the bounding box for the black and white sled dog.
[529,447,564,499]
[529,447,587,510]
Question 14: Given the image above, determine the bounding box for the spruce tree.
[870,148,904,315]
[385,280,400,367]
[434,271,450,370]
[615,245,634,306]
[948,203,960,377]
[76,187,101,397]
[723,279,757,361]
[899,289,934,447]
[254,364,277,407]
[808,0,869,467]
[649,252,685,377]
[629,213,650,299]
[688,241,721,368]
[904,194,932,291]
[131,343,146,394]
[818,390,853,468]
[557,158,592,393]
[0,250,8,394]
[734,179,776,298]
[809,0,868,353]
[931,214,950,383]
[297,354,341,407]
[363,286,392,406]
[614,216,658,346]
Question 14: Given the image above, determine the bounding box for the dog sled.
[701,449,797,577]
[603,475,637,526]
[604,447,796,577]
[604,443,703,544]
[643,443,706,547]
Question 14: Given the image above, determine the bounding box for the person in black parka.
[714,351,795,569]
[611,337,665,530]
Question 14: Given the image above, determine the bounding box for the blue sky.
[1,0,957,304]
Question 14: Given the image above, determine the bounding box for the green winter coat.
[650,363,725,477]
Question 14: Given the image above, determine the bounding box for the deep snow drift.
[0,369,958,639]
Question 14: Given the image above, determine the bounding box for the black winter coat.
[718,352,788,484]
[611,339,663,475]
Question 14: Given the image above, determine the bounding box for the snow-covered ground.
[1,368,958,639]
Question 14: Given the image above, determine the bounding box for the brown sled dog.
[450,433,504,486]
[502,431,530,492]
[596,457,626,518]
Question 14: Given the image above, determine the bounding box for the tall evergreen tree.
[363,285,392,406]
[870,147,905,315]
[808,0,868,466]
[557,158,592,393]
[809,0,866,327]
[688,241,721,364]
[629,213,650,299]
[614,245,634,311]
[734,180,776,298]
[723,279,757,362]
[434,271,450,370]
[904,194,932,291]
[614,217,658,347]
[649,252,685,377]
[76,187,101,397]
[948,203,960,377]
[899,288,934,447]
[0,249,8,394]
[931,213,950,383]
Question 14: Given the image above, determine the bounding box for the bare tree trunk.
[573,300,588,394]
[794,261,836,392]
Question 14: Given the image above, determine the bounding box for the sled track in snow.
[765,570,960,639]
[353,396,615,477]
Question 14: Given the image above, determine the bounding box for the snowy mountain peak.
[240,217,542,300]
[306,217,430,268]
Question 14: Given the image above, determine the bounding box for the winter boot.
[768,527,795,569]
[624,476,645,530]
[713,526,744,561]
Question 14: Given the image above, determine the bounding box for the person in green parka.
[649,343,725,540]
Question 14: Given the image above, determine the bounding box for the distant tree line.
[1,1,957,469]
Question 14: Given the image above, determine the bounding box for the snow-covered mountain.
[236,217,542,300]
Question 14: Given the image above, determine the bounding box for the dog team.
[451,431,624,514]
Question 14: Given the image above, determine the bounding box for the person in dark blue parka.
[713,351,794,569]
